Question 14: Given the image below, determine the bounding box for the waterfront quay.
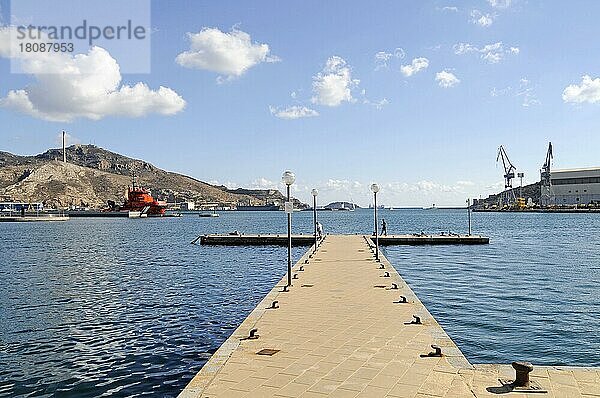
[180,235,599,397]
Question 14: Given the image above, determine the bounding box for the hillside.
[0,145,296,209]
[473,181,541,208]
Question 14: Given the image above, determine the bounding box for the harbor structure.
[548,167,600,205]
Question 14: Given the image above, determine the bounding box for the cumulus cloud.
[562,75,600,104]
[488,0,511,8]
[175,27,280,81]
[400,57,429,77]
[471,10,494,27]
[374,48,405,70]
[269,105,319,119]
[311,56,359,107]
[0,28,185,122]
[453,42,519,64]
[435,71,460,88]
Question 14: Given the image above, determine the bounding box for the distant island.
[0,145,305,210]
[324,201,359,210]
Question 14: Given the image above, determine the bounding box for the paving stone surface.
[179,235,600,398]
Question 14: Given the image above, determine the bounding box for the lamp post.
[466,198,471,236]
[371,183,380,261]
[311,188,318,253]
[518,172,524,198]
[282,171,296,287]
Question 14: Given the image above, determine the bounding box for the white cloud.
[374,48,405,70]
[488,0,511,8]
[311,56,359,107]
[175,27,279,81]
[251,177,279,190]
[517,78,540,107]
[0,28,185,122]
[471,10,494,27]
[269,105,319,119]
[363,97,389,110]
[400,57,429,77]
[440,6,459,12]
[435,70,460,88]
[562,75,600,104]
[490,77,539,107]
[290,91,297,99]
[453,41,519,64]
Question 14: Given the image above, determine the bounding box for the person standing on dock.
[317,221,323,238]
[381,219,387,236]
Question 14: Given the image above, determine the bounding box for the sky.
[1,0,600,207]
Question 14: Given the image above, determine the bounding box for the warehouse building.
[545,167,600,205]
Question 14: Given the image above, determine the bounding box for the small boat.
[424,204,437,210]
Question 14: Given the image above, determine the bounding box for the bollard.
[299,266,304,271]
[304,259,309,264]
[420,344,442,357]
[394,295,408,304]
[281,285,289,292]
[248,328,259,339]
[269,301,279,309]
[382,272,390,277]
[390,283,398,289]
[410,315,421,324]
[379,264,385,269]
[293,273,298,279]
[512,361,534,387]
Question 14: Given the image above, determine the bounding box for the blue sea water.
[0,209,598,397]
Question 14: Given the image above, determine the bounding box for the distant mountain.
[0,145,300,209]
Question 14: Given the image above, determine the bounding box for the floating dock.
[0,215,70,222]
[197,234,489,246]
[180,235,598,397]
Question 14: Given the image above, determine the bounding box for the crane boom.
[541,142,553,185]
[496,145,516,189]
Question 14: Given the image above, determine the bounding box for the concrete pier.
[0,215,69,222]
[180,235,599,397]
[198,234,489,246]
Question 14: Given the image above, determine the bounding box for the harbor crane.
[540,142,553,206]
[496,145,517,204]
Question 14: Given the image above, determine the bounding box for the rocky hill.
[473,181,541,208]
[0,145,296,209]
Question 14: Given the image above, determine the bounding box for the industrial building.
[545,167,600,205]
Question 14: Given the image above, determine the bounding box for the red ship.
[120,175,167,216]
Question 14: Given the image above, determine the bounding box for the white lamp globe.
[370,183,380,193]
[282,171,296,186]
[311,188,319,197]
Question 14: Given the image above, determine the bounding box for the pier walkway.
[180,235,600,398]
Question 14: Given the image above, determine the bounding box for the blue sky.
[1,0,600,206]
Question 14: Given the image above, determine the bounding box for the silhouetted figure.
[316,222,323,238]
[381,219,387,236]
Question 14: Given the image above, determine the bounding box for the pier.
[196,234,489,246]
[179,235,599,397]
[0,215,69,222]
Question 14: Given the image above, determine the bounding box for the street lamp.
[282,171,296,287]
[466,198,471,236]
[311,189,319,254]
[370,183,380,261]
